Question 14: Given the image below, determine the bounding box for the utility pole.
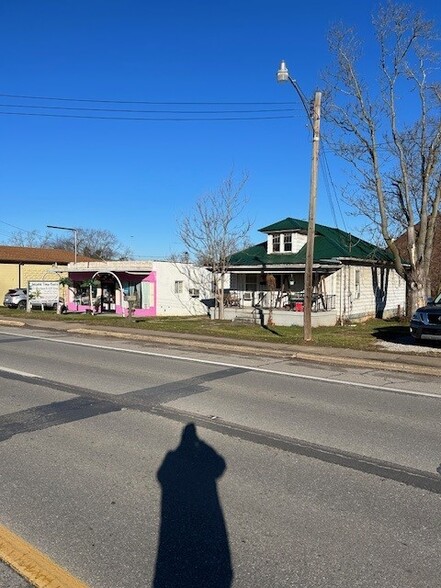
[277,61,322,342]
[303,91,322,342]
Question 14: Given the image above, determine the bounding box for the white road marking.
[0,366,42,378]
[0,329,439,399]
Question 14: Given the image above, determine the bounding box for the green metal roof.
[259,218,310,233]
[229,218,392,266]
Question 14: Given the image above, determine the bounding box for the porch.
[219,305,338,327]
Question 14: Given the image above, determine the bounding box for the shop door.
[101,281,116,312]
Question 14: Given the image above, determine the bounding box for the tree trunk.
[407,266,430,316]
[219,273,225,320]
[213,272,220,320]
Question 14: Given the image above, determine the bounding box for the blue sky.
[1,0,440,258]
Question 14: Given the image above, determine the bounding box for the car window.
[434,292,441,305]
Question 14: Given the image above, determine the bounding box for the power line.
[0,110,299,122]
[0,92,296,107]
[319,146,348,232]
[0,102,299,115]
[0,219,33,233]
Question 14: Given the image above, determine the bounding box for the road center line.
[0,329,439,399]
[0,521,89,588]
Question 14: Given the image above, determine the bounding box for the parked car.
[3,288,27,309]
[3,287,61,311]
[410,292,441,341]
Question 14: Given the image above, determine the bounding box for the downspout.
[339,267,343,325]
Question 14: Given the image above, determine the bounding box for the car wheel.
[17,300,26,310]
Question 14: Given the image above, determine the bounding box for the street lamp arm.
[277,59,313,130]
[286,76,313,130]
[47,224,78,264]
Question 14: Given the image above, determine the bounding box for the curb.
[1,317,440,377]
[68,328,441,377]
[0,319,26,327]
[67,328,293,358]
[292,352,441,377]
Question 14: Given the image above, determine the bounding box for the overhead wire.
[0,102,298,115]
[0,92,297,106]
[0,110,299,121]
[319,145,348,233]
[0,90,302,121]
[0,219,33,244]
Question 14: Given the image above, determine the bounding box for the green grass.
[0,306,414,351]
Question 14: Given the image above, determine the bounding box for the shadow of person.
[153,423,233,588]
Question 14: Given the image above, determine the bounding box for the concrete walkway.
[0,316,440,377]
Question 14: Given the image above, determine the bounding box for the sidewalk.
[1,316,440,377]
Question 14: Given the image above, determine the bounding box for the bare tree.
[177,171,252,319]
[8,229,52,248]
[8,227,132,260]
[324,1,441,314]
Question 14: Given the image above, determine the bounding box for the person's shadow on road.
[153,423,233,588]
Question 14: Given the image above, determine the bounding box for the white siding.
[291,232,308,254]
[331,264,406,322]
[154,261,212,316]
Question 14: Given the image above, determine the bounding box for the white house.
[225,218,406,326]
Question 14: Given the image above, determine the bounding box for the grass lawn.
[0,307,414,352]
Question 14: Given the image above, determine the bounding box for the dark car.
[410,292,441,341]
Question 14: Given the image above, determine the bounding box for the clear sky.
[1,0,440,258]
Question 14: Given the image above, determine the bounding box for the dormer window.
[266,228,307,254]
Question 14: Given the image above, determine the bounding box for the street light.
[277,60,322,342]
[47,225,78,264]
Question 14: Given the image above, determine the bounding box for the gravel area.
[375,336,441,354]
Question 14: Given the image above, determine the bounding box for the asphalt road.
[0,327,440,587]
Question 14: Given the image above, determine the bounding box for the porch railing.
[224,290,336,312]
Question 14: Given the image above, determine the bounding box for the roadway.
[0,326,440,587]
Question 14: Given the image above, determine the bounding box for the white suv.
[3,288,28,309]
[3,288,62,311]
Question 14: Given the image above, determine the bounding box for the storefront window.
[73,281,98,305]
[122,281,142,308]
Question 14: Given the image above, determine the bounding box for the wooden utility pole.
[303,91,322,342]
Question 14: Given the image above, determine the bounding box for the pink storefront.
[65,261,156,317]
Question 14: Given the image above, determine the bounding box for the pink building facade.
[64,260,211,318]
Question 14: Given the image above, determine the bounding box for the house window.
[174,280,184,294]
[284,234,292,252]
[245,274,257,290]
[273,235,281,252]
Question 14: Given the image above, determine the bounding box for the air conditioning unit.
[243,292,252,301]
[189,288,200,298]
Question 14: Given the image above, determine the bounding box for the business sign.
[27,281,59,308]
